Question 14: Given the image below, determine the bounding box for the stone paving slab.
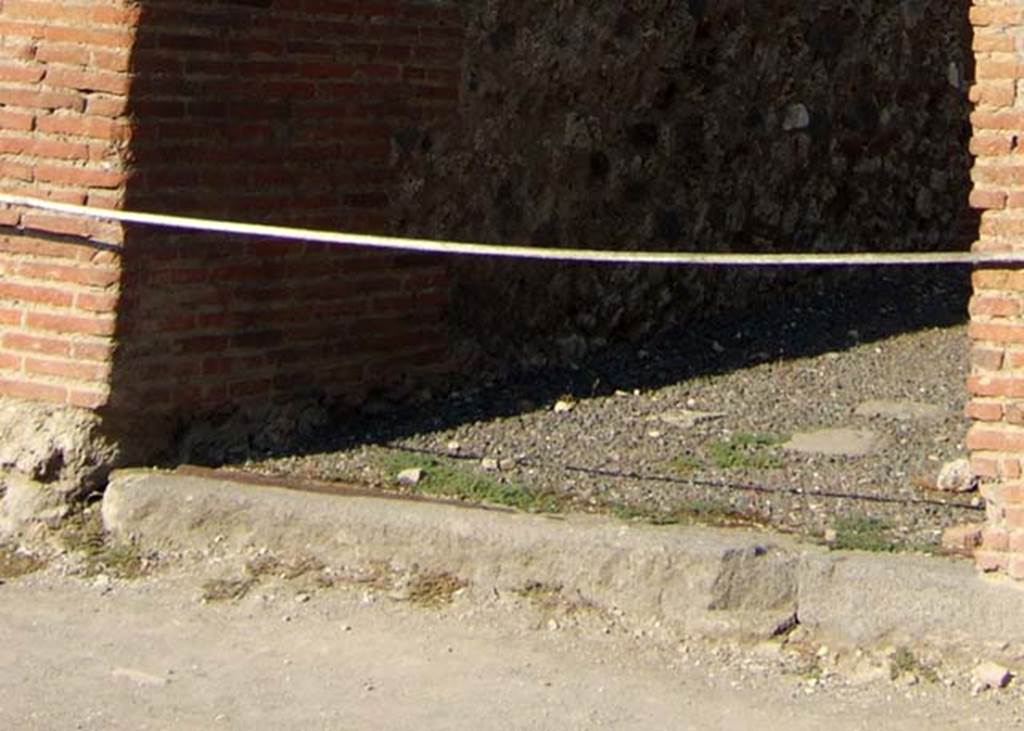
[783,428,886,457]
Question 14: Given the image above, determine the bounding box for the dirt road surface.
[1,565,1021,731]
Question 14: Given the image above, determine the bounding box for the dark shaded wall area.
[396,0,975,365]
[109,0,461,439]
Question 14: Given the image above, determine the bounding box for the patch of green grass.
[830,515,898,553]
[678,498,746,522]
[668,454,703,474]
[889,647,940,683]
[610,504,681,525]
[513,580,595,616]
[674,498,767,527]
[405,570,467,607]
[817,519,942,555]
[245,553,328,582]
[514,580,565,609]
[59,509,150,579]
[0,545,44,579]
[380,451,562,513]
[609,498,763,528]
[200,577,255,603]
[901,537,945,556]
[707,432,786,470]
[797,656,824,681]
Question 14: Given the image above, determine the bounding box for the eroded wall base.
[0,397,120,539]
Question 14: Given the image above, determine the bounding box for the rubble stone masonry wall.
[397,0,976,364]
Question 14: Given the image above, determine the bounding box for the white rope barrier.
[1,193,1019,266]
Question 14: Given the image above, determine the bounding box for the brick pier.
[0,0,461,445]
[968,0,1024,577]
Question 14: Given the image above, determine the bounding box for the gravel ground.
[4,555,1024,730]
[248,267,982,550]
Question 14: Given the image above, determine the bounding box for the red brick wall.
[0,1,462,437]
[108,1,461,420]
[0,0,134,410]
[967,1,1024,577]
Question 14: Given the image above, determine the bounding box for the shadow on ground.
[211,264,972,465]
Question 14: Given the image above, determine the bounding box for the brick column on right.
[968,2,1024,577]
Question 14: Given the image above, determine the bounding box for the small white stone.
[936,459,977,493]
[947,61,962,89]
[553,400,575,413]
[782,103,811,131]
[649,409,725,429]
[481,458,499,472]
[111,667,169,688]
[973,661,1013,690]
[396,468,425,486]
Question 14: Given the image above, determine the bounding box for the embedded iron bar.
[383,444,984,512]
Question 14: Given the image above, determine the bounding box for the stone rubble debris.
[935,459,978,493]
[480,458,500,472]
[647,410,726,429]
[854,399,946,422]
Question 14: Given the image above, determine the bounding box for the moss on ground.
[381,451,562,513]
